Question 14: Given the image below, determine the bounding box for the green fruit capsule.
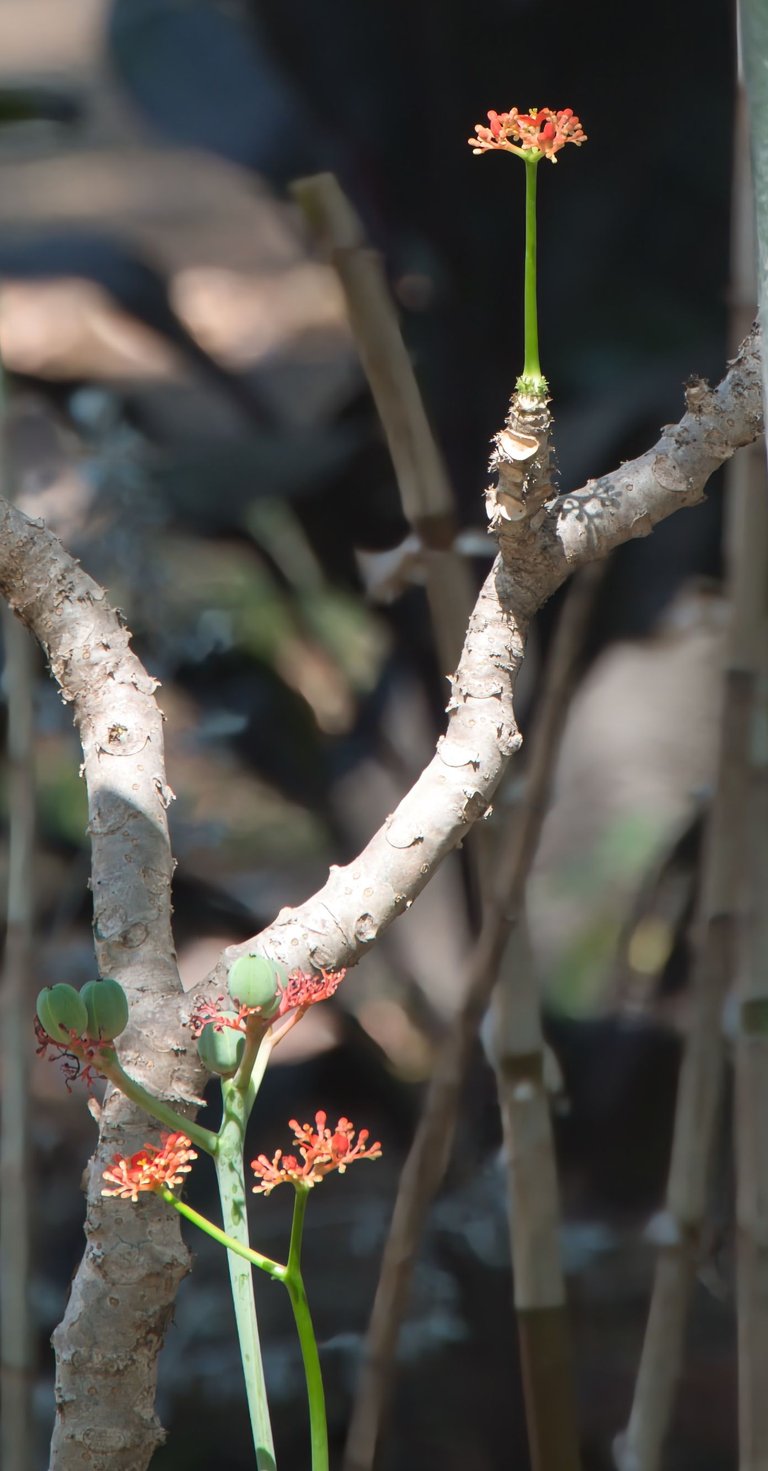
[227,954,287,1017]
[197,1017,246,1077]
[80,978,130,1041]
[36,984,88,1042]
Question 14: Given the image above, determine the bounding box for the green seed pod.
[80,978,130,1041]
[227,954,287,1017]
[36,983,88,1042]
[197,1017,246,1077]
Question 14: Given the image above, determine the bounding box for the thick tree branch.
[216,324,763,983]
[0,501,207,1469]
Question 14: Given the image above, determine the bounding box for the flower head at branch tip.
[188,967,347,1038]
[251,1110,382,1195]
[102,1132,198,1203]
[469,106,586,163]
[277,966,346,1016]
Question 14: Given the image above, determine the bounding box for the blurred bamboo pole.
[736,9,768,1465]
[291,172,476,673]
[485,573,609,1471]
[617,74,764,1471]
[0,601,37,1471]
[734,559,768,1471]
[342,564,601,1471]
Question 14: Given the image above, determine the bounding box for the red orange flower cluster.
[251,1111,382,1195]
[469,107,586,162]
[34,1017,108,1092]
[278,967,346,1014]
[102,1132,198,1202]
[188,967,347,1039]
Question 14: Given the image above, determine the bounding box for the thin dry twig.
[342,562,603,1471]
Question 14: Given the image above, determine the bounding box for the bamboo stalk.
[617,444,763,1471]
[0,606,36,1471]
[491,916,581,1471]
[734,11,768,1461]
[735,621,768,1471]
[291,172,476,671]
[618,75,764,1469]
[342,564,602,1471]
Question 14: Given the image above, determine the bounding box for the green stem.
[284,1188,329,1471]
[101,1054,218,1155]
[217,1078,277,1470]
[159,1187,285,1278]
[235,1027,274,1101]
[522,158,545,388]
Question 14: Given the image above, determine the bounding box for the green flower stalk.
[36,962,380,1471]
[468,105,587,527]
[101,1110,382,1471]
[523,157,541,389]
[469,105,587,397]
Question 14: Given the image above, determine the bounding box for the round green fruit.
[197,1017,246,1077]
[80,978,130,1041]
[36,984,88,1042]
[227,954,287,1017]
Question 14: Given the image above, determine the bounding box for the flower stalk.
[215,1073,276,1470]
[468,106,586,401]
[523,158,543,390]
[285,1187,329,1471]
[160,1182,330,1471]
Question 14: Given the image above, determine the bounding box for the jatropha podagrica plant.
[36,959,381,1471]
[468,105,586,527]
[34,107,585,1471]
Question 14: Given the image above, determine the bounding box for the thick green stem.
[285,1188,329,1471]
[101,1054,218,1155]
[522,158,545,389]
[162,1181,329,1471]
[217,1078,276,1471]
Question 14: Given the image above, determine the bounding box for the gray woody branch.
[217,324,763,980]
[0,323,760,1471]
[0,503,208,1469]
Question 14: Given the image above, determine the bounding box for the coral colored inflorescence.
[469,106,586,162]
[251,1111,382,1194]
[102,1132,198,1202]
[34,1017,110,1091]
[188,967,347,1038]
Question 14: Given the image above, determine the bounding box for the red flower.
[188,967,347,1040]
[34,1017,109,1092]
[251,1110,382,1195]
[102,1132,198,1202]
[277,967,346,1016]
[469,106,586,163]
